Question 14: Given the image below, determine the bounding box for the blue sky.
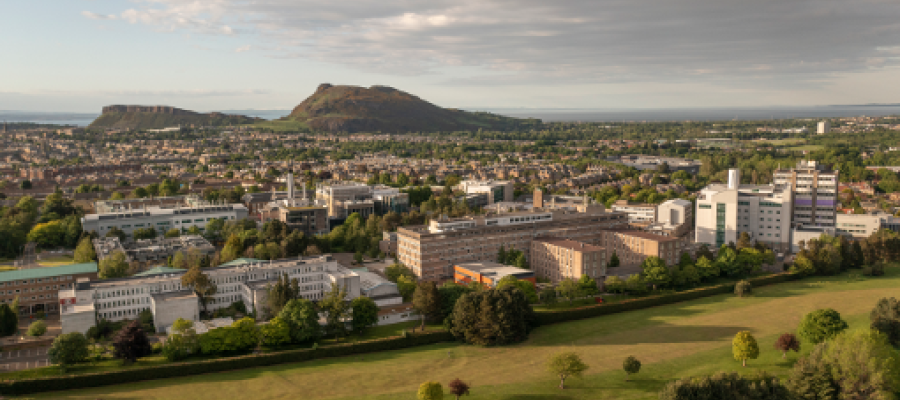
[2,0,899,113]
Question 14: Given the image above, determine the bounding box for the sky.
[1,0,900,113]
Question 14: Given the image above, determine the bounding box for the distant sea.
[2,105,900,127]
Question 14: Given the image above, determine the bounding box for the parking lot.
[0,347,51,371]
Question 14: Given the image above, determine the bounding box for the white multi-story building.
[611,200,657,226]
[773,160,839,228]
[695,169,793,251]
[59,255,400,334]
[817,121,831,135]
[81,201,248,238]
[647,199,693,237]
[458,180,514,205]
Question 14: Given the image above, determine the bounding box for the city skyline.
[2,1,900,112]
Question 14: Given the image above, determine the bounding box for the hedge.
[0,330,454,396]
[535,272,799,325]
[2,273,799,396]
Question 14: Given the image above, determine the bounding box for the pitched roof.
[0,262,98,282]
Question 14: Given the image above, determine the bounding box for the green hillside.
[88,106,260,130]
[281,84,541,133]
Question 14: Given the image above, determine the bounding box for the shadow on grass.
[500,395,575,400]
[579,324,752,345]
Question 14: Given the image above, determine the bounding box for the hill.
[88,106,260,130]
[282,84,541,133]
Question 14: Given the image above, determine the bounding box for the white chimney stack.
[727,169,740,190]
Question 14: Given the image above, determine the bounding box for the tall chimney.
[727,169,740,190]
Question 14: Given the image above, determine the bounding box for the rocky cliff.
[284,84,540,133]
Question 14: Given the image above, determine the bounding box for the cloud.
[235,45,251,53]
[82,11,117,20]
[90,0,900,85]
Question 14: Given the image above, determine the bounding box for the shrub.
[623,356,641,380]
[417,381,443,400]
[660,372,790,400]
[862,263,885,277]
[734,280,752,297]
[870,297,900,346]
[26,320,47,337]
[151,343,163,354]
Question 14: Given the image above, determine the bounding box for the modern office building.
[315,182,408,218]
[646,199,693,237]
[695,169,793,251]
[458,180,514,205]
[817,121,831,135]
[773,160,839,229]
[611,200,657,226]
[0,262,97,315]
[530,237,608,283]
[82,199,248,238]
[59,255,393,334]
[396,197,627,280]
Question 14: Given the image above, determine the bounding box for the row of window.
[0,276,73,287]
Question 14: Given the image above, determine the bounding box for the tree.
[870,297,900,347]
[603,276,625,294]
[734,280,752,297]
[775,333,801,359]
[695,244,715,261]
[26,320,47,336]
[447,378,470,400]
[547,352,589,389]
[48,332,89,371]
[73,236,96,263]
[413,281,442,330]
[27,220,66,249]
[112,320,152,364]
[260,316,292,348]
[736,232,753,249]
[133,227,158,240]
[397,275,417,302]
[164,228,180,238]
[497,245,507,264]
[181,265,217,314]
[798,308,848,345]
[556,278,580,304]
[278,299,320,343]
[171,317,194,334]
[623,356,641,381]
[99,250,129,279]
[105,226,128,242]
[577,275,598,296]
[385,263,415,283]
[320,283,351,339]
[787,329,900,400]
[417,381,443,400]
[732,331,759,367]
[20,180,31,189]
[265,273,298,315]
[451,286,534,346]
[608,251,620,269]
[640,256,670,290]
[790,253,817,276]
[351,296,379,334]
[0,303,18,336]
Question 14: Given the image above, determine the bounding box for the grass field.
[37,255,75,267]
[786,144,825,152]
[751,138,806,146]
[15,269,900,400]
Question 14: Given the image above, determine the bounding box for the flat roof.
[151,290,197,301]
[454,262,533,277]
[0,262,97,282]
[606,229,679,242]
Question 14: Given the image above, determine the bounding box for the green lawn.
[37,255,75,267]
[15,268,900,400]
[786,144,825,152]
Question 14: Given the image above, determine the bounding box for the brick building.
[396,204,626,280]
[599,229,689,268]
[0,262,98,315]
[530,237,608,283]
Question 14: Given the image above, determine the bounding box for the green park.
[12,265,900,400]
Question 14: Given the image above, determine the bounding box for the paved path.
[0,347,51,371]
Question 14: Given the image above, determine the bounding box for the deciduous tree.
[48,332,89,372]
[732,331,759,367]
[775,333,801,359]
[413,281,442,330]
[351,296,379,334]
[278,298,320,343]
[623,356,641,381]
[73,236,96,263]
[99,251,129,279]
[112,320,152,364]
[547,352,589,389]
[417,381,443,400]
[448,378,470,400]
[798,309,848,345]
[181,265,217,314]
